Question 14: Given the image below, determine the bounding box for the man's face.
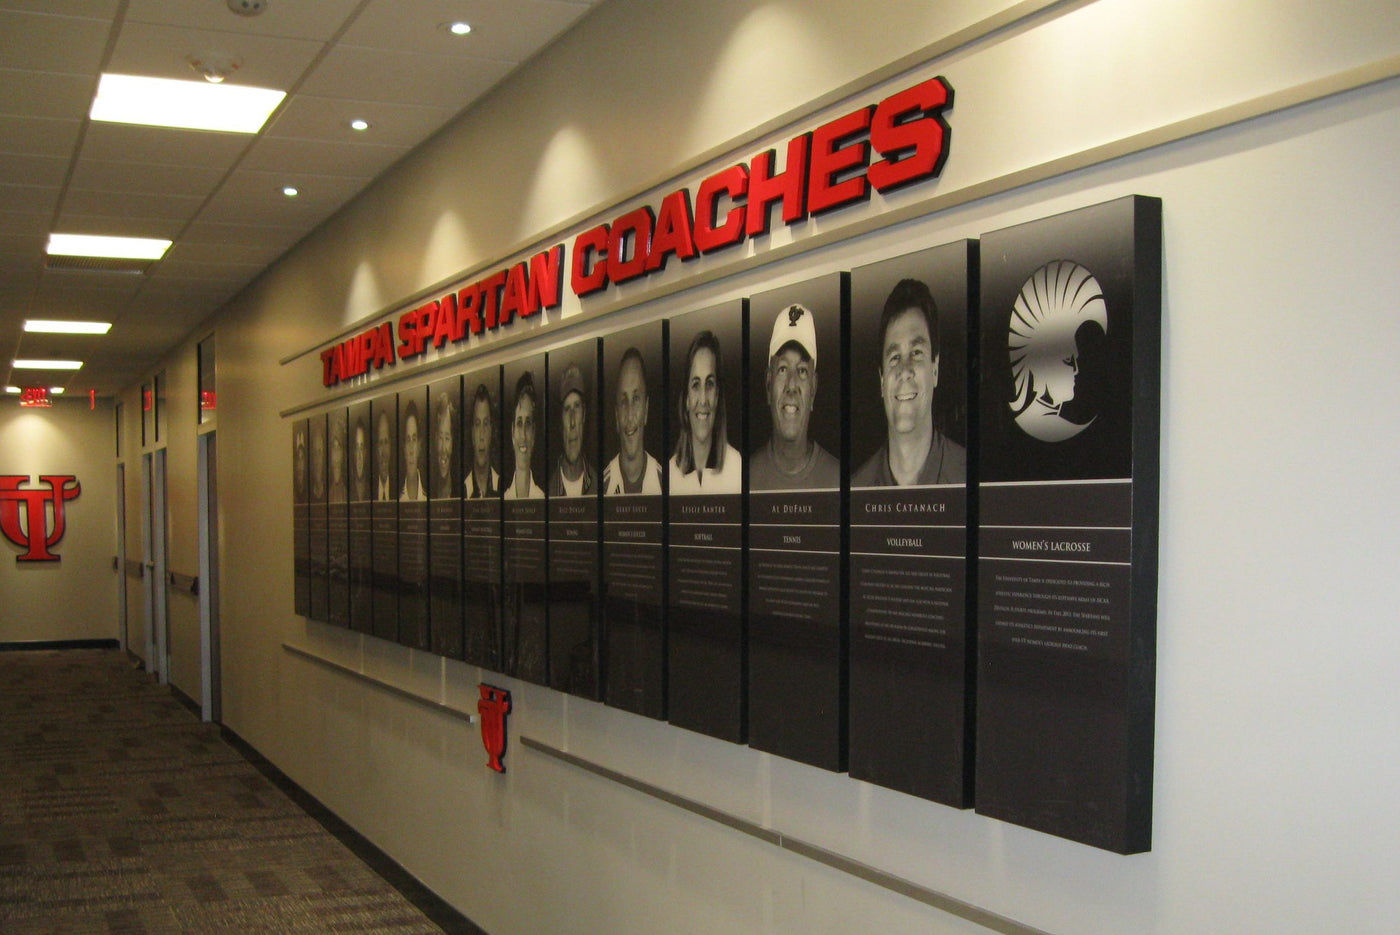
[436,409,453,481]
[472,397,493,470]
[561,390,584,466]
[879,308,938,437]
[329,426,345,484]
[686,346,718,448]
[294,434,307,481]
[376,413,391,480]
[353,426,368,480]
[403,412,421,475]
[615,357,648,461]
[766,345,816,445]
[512,393,535,471]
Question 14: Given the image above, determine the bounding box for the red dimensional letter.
[868,76,953,194]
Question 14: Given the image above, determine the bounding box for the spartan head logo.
[788,304,804,327]
[1008,260,1108,443]
[0,475,82,562]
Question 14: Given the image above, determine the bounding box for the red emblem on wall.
[477,684,512,773]
[0,475,81,562]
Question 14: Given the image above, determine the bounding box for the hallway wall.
[131,1,1400,933]
[0,398,119,643]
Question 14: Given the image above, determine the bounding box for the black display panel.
[370,395,398,644]
[462,366,504,671]
[975,195,1160,854]
[602,321,668,719]
[398,387,431,650]
[307,412,329,623]
[347,401,374,634]
[666,300,747,742]
[746,272,847,771]
[292,419,310,617]
[429,377,465,660]
[326,407,351,629]
[502,355,549,684]
[848,241,975,806]
[547,339,602,699]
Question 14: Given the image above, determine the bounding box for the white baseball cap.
[768,303,818,366]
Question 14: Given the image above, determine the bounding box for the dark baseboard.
[170,684,201,716]
[0,638,120,652]
[219,726,488,935]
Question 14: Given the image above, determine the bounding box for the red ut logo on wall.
[0,475,81,562]
[477,684,512,773]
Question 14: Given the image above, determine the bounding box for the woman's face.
[686,346,718,448]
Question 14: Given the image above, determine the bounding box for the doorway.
[142,449,170,683]
[197,432,221,722]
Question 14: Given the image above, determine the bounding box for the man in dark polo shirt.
[852,278,965,487]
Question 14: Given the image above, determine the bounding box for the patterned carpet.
[0,649,482,934]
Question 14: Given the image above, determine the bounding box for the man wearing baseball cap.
[550,361,596,497]
[750,303,840,490]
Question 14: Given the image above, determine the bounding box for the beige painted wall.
[0,398,119,643]
[126,1,1400,934]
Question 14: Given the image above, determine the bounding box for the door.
[142,450,170,683]
[116,463,128,653]
[198,432,221,722]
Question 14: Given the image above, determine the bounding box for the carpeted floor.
[0,649,480,934]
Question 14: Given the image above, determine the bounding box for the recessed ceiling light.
[282,186,299,197]
[443,21,472,35]
[350,118,370,131]
[47,233,171,260]
[13,360,84,371]
[4,387,19,395]
[49,387,66,395]
[23,320,113,335]
[91,73,285,134]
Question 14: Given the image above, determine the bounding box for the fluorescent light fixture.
[4,387,18,394]
[91,73,285,134]
[23,320,112,335]
[47,233,171,260]
[13,360,84,370]
[49,388,65,395]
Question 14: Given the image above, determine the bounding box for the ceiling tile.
[239,135,404,178]
[0,9,111,74]
[0,115,83,158]
[0,209,54,238]
[79,122,252,169]
[50,213,184,240]
[63,186,205,221]
[163,239,287,267]
[198,168,373,227]
[0,152,69,188]
[0,68,96,121]
[34,269,147,300]
[342,0,595,61]
[68,159,227,198]
[0,233,45,265]
[107,21,327,89]
[182,220,304,251]
[299,45,514,108]
[125,0,364,42]
[0,182,60,215]
[0,1,119,16]
[264,94,457,147]
[149,255,261,287]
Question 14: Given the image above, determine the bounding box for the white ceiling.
[0,0,601,397]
